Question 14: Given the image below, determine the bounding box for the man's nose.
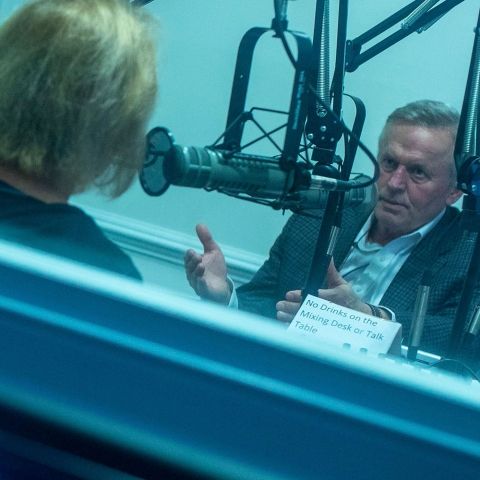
[387,166,407,190]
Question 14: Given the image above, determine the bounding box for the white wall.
[0,0,477,293]
[77,0,475,249]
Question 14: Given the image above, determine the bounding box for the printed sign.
[288,294,402,355]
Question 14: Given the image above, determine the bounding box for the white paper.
[288,294,402,355]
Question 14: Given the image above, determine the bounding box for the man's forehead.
[379,123,455,156]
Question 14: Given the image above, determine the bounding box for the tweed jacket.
[237,204,479,358]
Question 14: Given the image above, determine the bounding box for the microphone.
[285,175,376,210]
[406,271,431,361]
[454,9,479,194]
[165,145,297,198]
[447,9,479,357]
[140,127,376,211]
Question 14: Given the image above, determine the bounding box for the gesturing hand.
[317,262,371,315]
[184,224,231,304]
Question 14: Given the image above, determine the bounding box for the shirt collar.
[355,208,446,248]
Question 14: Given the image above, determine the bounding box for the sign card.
[288,294,402,355]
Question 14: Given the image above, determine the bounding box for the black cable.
[308,84,380,189]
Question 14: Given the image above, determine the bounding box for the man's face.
[374,122,461,238]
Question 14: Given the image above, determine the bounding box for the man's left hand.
[276,262,372,323]
[276,290,303,324]
[318,262,371,315]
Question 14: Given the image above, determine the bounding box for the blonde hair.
[0,0,157,197]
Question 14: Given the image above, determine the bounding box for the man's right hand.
[184,224,231,305]
[276,290,303,324]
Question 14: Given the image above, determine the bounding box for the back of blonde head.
[0,0,157,197]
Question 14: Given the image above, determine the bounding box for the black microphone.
[140,127,376,211]
[454,8,480,194]
[448,9,480,357]
[286,176,375,210]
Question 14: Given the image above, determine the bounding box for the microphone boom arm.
[345,0,466,72]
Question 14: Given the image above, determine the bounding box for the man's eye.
[381,158,396,170]
[411,168,427,181]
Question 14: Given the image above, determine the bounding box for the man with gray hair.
[186,99,477,358]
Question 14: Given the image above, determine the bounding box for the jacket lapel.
[381,208,459,307]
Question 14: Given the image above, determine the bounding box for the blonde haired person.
[0,0,157,277]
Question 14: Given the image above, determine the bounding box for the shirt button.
[355,287,365,296]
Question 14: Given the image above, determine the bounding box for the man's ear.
[446,187,463,206]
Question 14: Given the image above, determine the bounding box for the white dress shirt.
[340,209,445,305]
[229,209,445,312]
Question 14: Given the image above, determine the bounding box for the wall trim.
[83,207,265,285]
